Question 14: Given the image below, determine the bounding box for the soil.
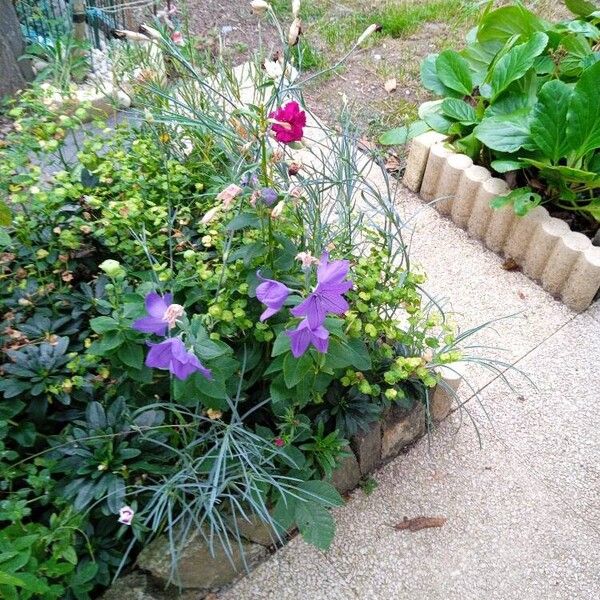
[179,0,596,238]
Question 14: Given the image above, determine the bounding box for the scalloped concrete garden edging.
[103,372,461,600]
[403,132,600,313]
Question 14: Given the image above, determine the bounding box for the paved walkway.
[220,179,600,599]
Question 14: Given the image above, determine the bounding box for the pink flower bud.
[118,506,134,526]
[271,200,285,219]
[216,184,243,209]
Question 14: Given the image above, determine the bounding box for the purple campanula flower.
[286,318,329,357]
[132,292,185,336]
[256,273,291,321]
[145,337,212,380]
[290,252,353,328]
[260,187,278,206]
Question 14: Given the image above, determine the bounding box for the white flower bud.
[292,0,300,18]
[271,200,285,219]
[288,17,302,46]
[250,0,270,15]
[356,23,378,46]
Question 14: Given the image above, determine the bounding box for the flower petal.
[145,292,169,318]
[291,294,325,329]
[133,316,168,336]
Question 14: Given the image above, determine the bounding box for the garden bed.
[403,130,600,312]
[103,371,460,599]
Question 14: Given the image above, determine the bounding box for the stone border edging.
[109,372,461,598]
[403,132,600,313]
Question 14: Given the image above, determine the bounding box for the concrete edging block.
[430,366,463,422]
[420,142,453,202]
[434,153,473,215]
[403,131,448,192]
[561,246,600,312]
[522,217,570,281]
[467,177,509,240]
[451,165,491,228]
[408,120,600,311]
[541,231,591,297]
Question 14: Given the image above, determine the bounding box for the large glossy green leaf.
[490,32,548,101]
[379,120,429,145]
[566,60,600,159]
[477,6,547,43]
[522,159,600,186]
[565,0,599,17]
[435,50,473,96]
[420,54,462,97]
[474,111,533,153]
[530,80,573,162]
[440,98,478,124]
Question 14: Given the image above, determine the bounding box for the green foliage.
[382,2,600,224]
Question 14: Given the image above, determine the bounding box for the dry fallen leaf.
[501,257,519,271]
[393,516,447,532]
[384,77,397,93]
[384,155,401,173]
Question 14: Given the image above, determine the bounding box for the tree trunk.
[0,0,34,98]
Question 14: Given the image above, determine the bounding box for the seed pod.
[356,23,379,46]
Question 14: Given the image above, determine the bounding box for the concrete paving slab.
[468,312,600,532]
[323,413,600,600]
[220,536,357,600]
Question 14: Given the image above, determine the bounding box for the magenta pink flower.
[274,437,285,447]
[286,318,329,357]
[268,101,306,144]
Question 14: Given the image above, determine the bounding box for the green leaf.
[559,19,600,39]
[117,341,144,369]
[491,187,542,216]
[530,80,573,163]
[435,50,473,96]
[379,120,429,146]
[420,54,462,98]
[295,502,335,550]
[297,480,344,507]
[477,6,547,43]
[225,212,260,231]
[474,111,533,153]
[89,316,119,334]
[490,32,548,101]
[490,159,526,173]
[86,401,107,429]
[0,228,11,248]
[565,0,598,17]
[0,200,11,227]
[271,331,291,357]
[440,98,478,124]
[88,331,125,355]
[283,352,313,389]
[522,159,600,186]
[567,60,600,159]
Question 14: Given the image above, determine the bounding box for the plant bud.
[356,23,379,46]
[292,0,300,17]
[271,200,285,219]
[288,17,302,46]
[250,0,269,15]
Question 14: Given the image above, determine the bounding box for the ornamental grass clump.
[0,3,517,597]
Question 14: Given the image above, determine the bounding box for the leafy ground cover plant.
[0,3,515,597]
[382,0,600,232]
